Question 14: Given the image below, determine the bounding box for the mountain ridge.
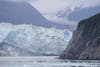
[0,1,74,30]
[59,13,100,60]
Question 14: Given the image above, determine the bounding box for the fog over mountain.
[56,5,100,22]
[0,0,74,30]
[30,0,100,27]
[1,0,99,30]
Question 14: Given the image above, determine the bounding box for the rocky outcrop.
[59,13,100,60]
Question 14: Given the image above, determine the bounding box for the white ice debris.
[0,23,72,56]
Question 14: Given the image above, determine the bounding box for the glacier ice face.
[0,23,72,56]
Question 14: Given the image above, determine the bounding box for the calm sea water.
[0,56,100,67]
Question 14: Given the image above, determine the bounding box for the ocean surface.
[0,56,100,67]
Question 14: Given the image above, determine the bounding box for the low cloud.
[30,0,100,14]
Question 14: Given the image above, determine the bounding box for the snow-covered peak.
[56,5,82,18]
[0,1,73,29]
[56,4,100,22]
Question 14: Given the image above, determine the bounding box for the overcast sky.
[29,0,100,14]
[5,0,100,14]
[3,0,100,26]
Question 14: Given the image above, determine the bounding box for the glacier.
[0,23,72,56]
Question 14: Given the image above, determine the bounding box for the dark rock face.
[60,13,100,60]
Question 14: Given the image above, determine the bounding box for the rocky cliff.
[59,13,100,60]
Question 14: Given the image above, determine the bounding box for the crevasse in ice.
[0,23,72,56]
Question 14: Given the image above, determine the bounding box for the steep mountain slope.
[0,1,71,29]
[0,1,47,25]
[68,6,100,21]
[57,6,100,21]
[60,13,100,60]
[44,6,100,30]
[0,23,72,56]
